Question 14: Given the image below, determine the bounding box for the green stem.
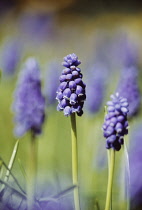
[120,143,130,210]
[105,149,115,210]
[70,113,81,210]
[107,150,112,210]
[27,131,37,210]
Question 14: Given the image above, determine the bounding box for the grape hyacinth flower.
[1,39,22,77]
[56,53,86,117]
[19,13,54,43]
[102,93,129,151]
[13,57,46,137]
[117,66,141,117]
[112,33,138,68]
[56,53,86,210]
[44,61,60,106]
[103,93,129,210]
[13,57,46,209]
[86,63,107,114]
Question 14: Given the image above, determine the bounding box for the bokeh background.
[0,0,142,209]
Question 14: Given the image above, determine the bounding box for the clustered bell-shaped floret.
[102,93,129,151]
[56,53,86,116]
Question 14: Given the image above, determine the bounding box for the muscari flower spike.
[56,53,86,116]
[102,93,129,151]
[117,66,141,117]
[12,58,46,137]
[86,63,107,114]
[44,61,60,106]
[1,39,22,77]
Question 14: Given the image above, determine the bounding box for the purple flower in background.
[1,39,22,76]
[12,58,45,137]
[85,63,107,114]
[112,33,138,68]
[117,66,141,117]
[45,61,60,106]
[102,93,129,151]
[19,12,54,43]
[94,31,113,68]
[56,53,86,116]
[129,123,142,208]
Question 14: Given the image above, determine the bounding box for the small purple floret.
[102,92,129,151]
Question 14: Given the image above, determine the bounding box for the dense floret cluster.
[13,58,45,137]
[56,53,86,116]
[102,93,129,151]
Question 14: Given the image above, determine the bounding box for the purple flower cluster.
[102,93,129,151]
[13,58,45,137]
[56,53,86,116]
[117,66,141,117]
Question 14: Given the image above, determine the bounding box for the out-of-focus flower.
[129,123,142,209]
[117,66,141,117]
[44,61,60,106]
[12,58,45,137]
[85,63,107,114]
[102,93,129,151]
[19,12,55,43]
[1,39,22,77]
[56,53,86,117]
[111,33,138,68]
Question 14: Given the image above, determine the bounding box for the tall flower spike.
[117,66,141,117]
[102,93,129,151]
[12,57,46,137]
[56,53,86,116]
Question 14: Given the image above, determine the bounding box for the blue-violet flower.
[12,58,46,137]
[86,63,107,114]
[102,93,129,151]
[1,39,22,77]
[117,66,141,117]
[44,61,60,106]
[56,53,86,116]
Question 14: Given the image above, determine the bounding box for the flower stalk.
[70,113,81,210]
[105,148,115,210]
[27,132,37,210]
